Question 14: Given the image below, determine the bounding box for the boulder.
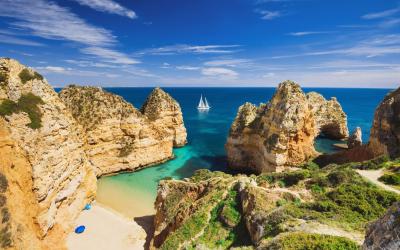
[348,127,362,149]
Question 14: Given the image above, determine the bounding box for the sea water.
[94,87,390,218]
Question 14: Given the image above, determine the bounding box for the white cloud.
[81,47,140,65]
[202,67,239,79]
[288,31,332,36]
[72,0,137,19]
[0,0,116,46]
[256,10,282,20]
[362,7,400,19]
[65,59,119,68]
[139,44,240,55]
[176,66,200,70]
[204,59,251,67]
[0,34,43,46]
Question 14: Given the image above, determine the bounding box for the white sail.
[198,95,205,108]
[204,97,210,108]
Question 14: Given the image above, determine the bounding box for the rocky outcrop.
[59,86,187,176]
[0,58,96,248]
[306,92,348,139]
[141,87,187,147]
[368,87,400,158]
[226,81,350,173]
[151,162,399,249]
[348,127,362,149]
[363,202,400,250]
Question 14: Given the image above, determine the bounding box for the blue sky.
[0,0,399,88]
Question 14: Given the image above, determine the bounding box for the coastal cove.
[55,87,392,219]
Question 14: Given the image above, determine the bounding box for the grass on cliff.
[18,68,43,84]
[257,169,311,187]
[273,164,400,232]
[264,232,359,250]
[0,93,44,129]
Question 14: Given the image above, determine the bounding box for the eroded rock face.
[141,87,187,147]
[363,202,400,250]
[307,92,348,139]
[59,86,187,176]
[368,87,400,158]
[348,127,362,149]
[226,81,350,173]
[0,58,96,247]
[226,81,318,173]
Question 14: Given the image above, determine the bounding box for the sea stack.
[141,87,187,147]
[0,58,96,248]
[226,80,349,173]
[348,127,362,149]
[59,86,187,176]
[368,87,400,158]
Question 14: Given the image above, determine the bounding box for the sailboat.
[197,94,210,110]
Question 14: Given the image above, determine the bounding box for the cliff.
[363,202,400,250]
[0,58,96,248]
[226,81,349,173]
[59,86,187,176]
[368,87,400,158]
[151,160,400,249]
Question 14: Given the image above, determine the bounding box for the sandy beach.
[67,203,152,250]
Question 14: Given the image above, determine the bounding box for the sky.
[0,0,399,88]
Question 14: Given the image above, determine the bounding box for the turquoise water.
[94,87,391,217]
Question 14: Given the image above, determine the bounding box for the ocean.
[91,87,390,217]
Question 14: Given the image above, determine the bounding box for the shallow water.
[94,87,390,217]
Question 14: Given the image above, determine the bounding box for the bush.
[0,173,7,193]
[19,68,43,84]
[353,155,391,170]
[265,232,359,250]
[379,173,400,186]
[0,93,44,129]
[257,170,311,187]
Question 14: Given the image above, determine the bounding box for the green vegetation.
[265,232,359,250]
[18,68,43,84]
[351,155,391,170]
[0,93,44,129]
[257,169,311,187]
[379,173,400,186]
[189,169,231,183]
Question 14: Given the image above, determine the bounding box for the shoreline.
[67,201,154,250]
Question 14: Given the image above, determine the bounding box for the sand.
[66,203,150,250]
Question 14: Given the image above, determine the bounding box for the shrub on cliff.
[264,232,359,250]
[18,68,43,84]
[379,173,400,186]
[0,93,44,129]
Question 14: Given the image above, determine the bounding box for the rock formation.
[141,87,187,147]
[368,87,400,159]
[348,127,362,149]
[227,81,349,173]
[59,86,187,176]
[363,202,400,250]
[306,92,348,139]
[0,58,96,249]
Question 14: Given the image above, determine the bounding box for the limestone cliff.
[306,92,348,139]
[226,81,318,173]
[348,127,362,149]
[0,58,96,248]
[363,202,400,250]
[151,161,400,249]
[59,86,187,176]
[368,87,400,158]
[141,87,187,147]
[226,81,350,173]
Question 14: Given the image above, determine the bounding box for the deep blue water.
[60,87,390,217]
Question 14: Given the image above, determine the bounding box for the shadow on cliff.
[172,154,235,178]
[134,215,154,250]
